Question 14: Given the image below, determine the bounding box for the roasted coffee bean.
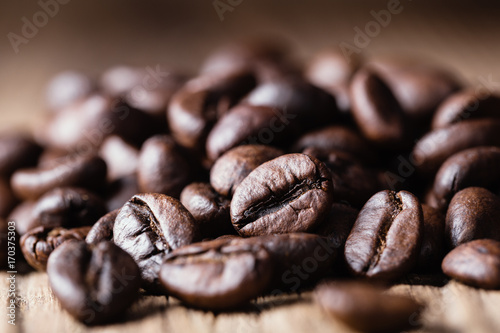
[432,89,500,129]
[105,175,140,211]
[369,58,460,122]
[168,71,256,152]
[99,135,139,181]
[445,187,500,248]
[45,70,94,111]
[314,281,421,333]
[0,178,17,218]
[305,48,362,112]
[159,238,272,310]
[210,145,283,197]
[21,226,90,271]
[231,153,333,236]
[350,68,409,149]
[315,203,359,252]
[113,193,200,291]
[432,146,500,210]
[180,182,235,238]
[416,204,445,271]
[344,190,423,280]
[442,239,500,289]
[412,118,500,177]
[0,134,42,177]
[11,154,107,200]
[47,240,141,324]
[137,135,191,198]
[291,125,377,164]
[86,210,119,245]
[205,104,292,162]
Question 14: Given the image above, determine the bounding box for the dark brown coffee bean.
[105,175,140,211]
[21,225,90,271]
[99,135,139,181]
[168,72,256,152]
[45,71,94,111]
[314,281,421,333]
[344,190,423,280]
[305,48,362,112]
[137,135,191,198]
[47,240,141,324]
[314,203,359,252]
[412,118,500,178]
[0,134,42,177]
[231,153,333,236]
[11,154,107,200]
[442,239,500,289]
[416,204,445,272]
[350,68,409,149]
[180,182,235,238]
[210,145,283,197]
[159,238,272,310]
[432,89,500,129]
[0,178,17,218]
[432,146,500,210]
[86,209,119,245]
[445,187,500,248]
[113,193,200,291]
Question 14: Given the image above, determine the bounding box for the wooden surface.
[1,271,500,333]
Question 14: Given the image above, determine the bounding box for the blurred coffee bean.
[210,145,283,197]
[20,225,90,271]
[344,190,423,280]
[86,209,119,245]
[416,204,445,272]
[11,154,107,200]
[446,187,500,248]
[99,135,139,180]
[442,239,500,289]
[7,201,36,236]
[113,193,200,292]
[105,175,140,211]
[0,134,42,177]
[47,240,141,325]
[231,154,333,236]
[137,135,191,198]
[45,71,94,111]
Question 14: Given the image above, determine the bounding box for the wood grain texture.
[1,271,499,333]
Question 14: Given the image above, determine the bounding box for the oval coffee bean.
[137,135,191,198]
[412,118,500,177]
[416,204,445,272]
[20,226,90,271]
[47,240,141,325]
[442,239,500,289]
[86,209,120,245]
[99,135,139,181]
[160,238,272,310]
[0,134,42,177]
[314,281,421,333]
[432,146,500,210]
[231,153,333,236]
[210,144,283,197]
[445,187,500,248]
[45,70,94,111]
[11,154,107,200]
[113,193,200,291]
[344,190,423,280]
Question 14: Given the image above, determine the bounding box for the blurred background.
[1,0,500,131]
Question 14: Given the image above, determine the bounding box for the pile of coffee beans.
[2,38,500,330]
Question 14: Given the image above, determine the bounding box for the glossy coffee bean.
[432,146,500,210]
[0,178,17,218]
[210,145,283,197]
[412,119,500,177]
[445,187,500,248]
[99,135,139,181]
[180,182,235,238]
[86,209,119,245]
[231,153,333,236]
[432,89,500,129]
[45,70,94,111]
[0,134,42,177]
[11,154,107,200]
[159,238,272,310]
[168,72,256,152]
[113,193,200,291]
[416,204,445,271]
[137,135,191,198]
[442,239,500,289]
[344,190,423,280]
[315,281,421,333]
[20,226,90,271]
[350,68,409,149]
[47,240,141,325]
